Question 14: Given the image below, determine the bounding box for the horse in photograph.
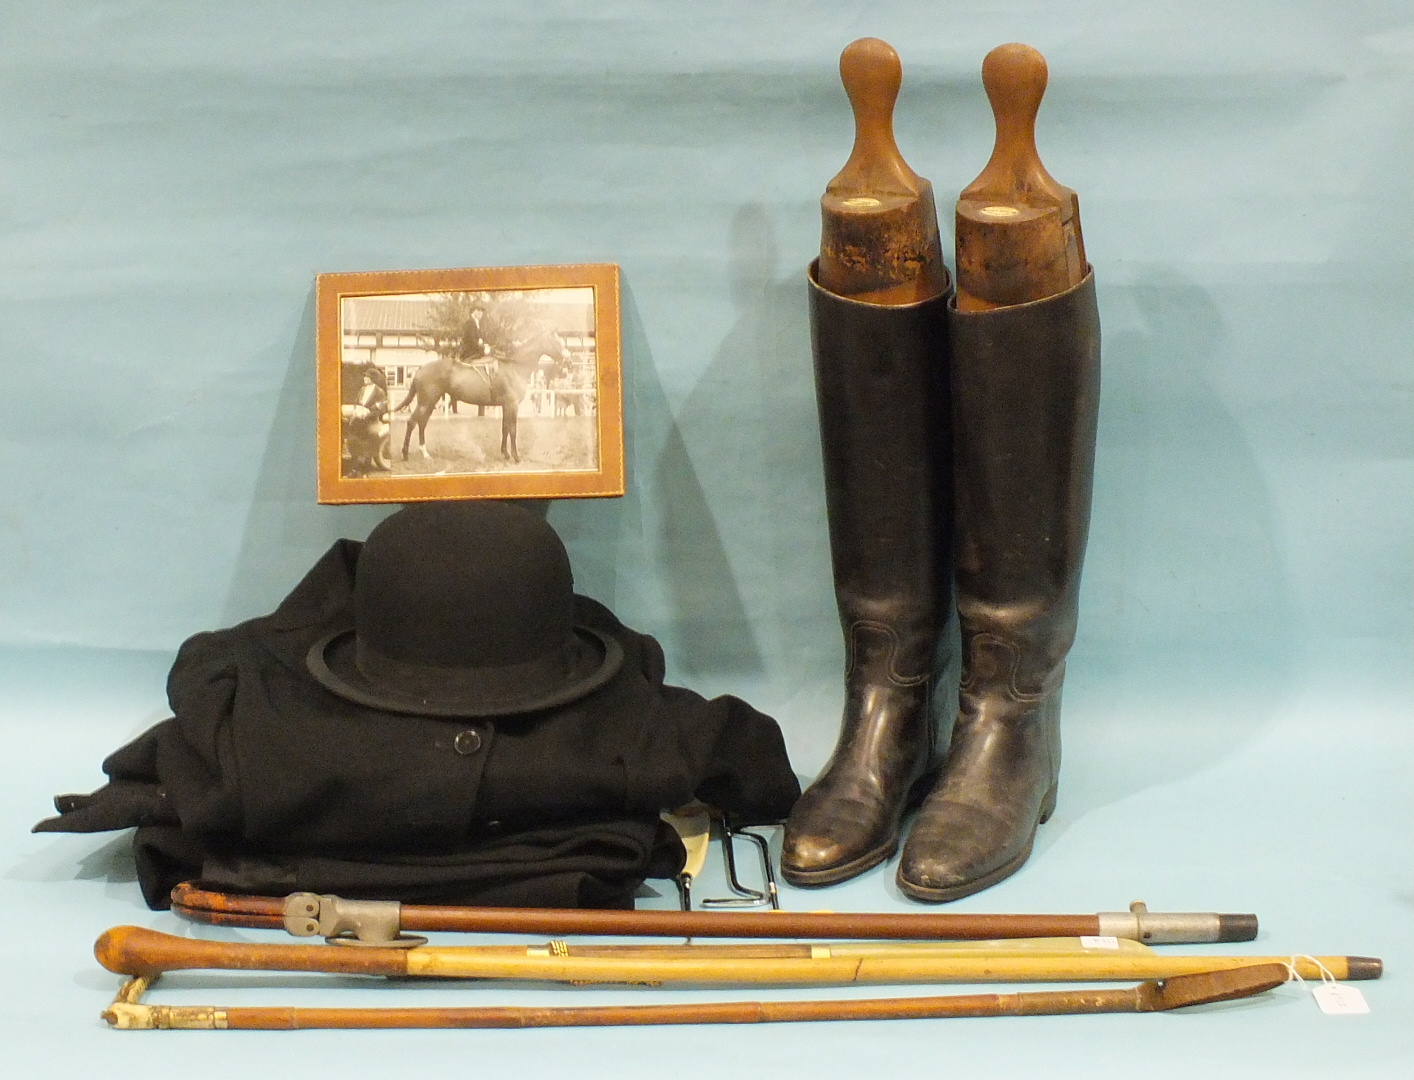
[394,326,570,463]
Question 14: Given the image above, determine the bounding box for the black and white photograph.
[316,264,623,503]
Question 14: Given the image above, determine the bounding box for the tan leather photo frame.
[315,262,623,504]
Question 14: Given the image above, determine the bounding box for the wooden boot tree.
[955,43,1086,311]
[817,38,949,305]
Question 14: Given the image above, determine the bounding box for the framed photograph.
[315,263,623,503]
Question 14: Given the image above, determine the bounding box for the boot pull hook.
[956,43,1087,310]
[817,38,948,306]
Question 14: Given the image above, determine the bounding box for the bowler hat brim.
[307,623,624,718]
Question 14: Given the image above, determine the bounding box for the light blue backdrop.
[3,3,1410,1077]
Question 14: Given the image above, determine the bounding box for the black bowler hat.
[307,501,622,717]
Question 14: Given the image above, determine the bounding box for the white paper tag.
[1313,984,1370,1015]
[1079,935,1121,950]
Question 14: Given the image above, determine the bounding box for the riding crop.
[101,963,1292,1031]
[97,926,1381,987]
[170,883,1260,945]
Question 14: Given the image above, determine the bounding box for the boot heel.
[1038,782,1058,824]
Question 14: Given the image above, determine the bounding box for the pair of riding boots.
[782,264,1100,902]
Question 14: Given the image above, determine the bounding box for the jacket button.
[453,729,483,755]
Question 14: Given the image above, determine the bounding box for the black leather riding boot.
[897,271,1100,902]
[781,264,953,887]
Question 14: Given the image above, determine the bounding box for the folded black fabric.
[39,780,177,833]
[35,538,800,908]
[133,816,684,910]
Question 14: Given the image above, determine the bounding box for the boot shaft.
[947,271,1101,688]
[808,264,955,676]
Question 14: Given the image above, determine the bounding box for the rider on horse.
[452,306,498,384]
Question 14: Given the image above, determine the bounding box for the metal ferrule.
[1097,901,1258,944]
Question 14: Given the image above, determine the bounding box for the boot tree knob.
[976,43,1064,206]
[818,38,947,306]
[834,37,919,199]
[955,43,1086,310]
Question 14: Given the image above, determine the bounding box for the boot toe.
[781,798,898,886]
[781,832,851,875]
[896,801,1036,902]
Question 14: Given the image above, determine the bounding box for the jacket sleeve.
[31,722,178,833]
[670,687,802,824]
[160,627,246,837]
[610,616,801,824]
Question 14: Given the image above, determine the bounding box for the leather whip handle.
[956,42,1086,310]
[817,37,948,305]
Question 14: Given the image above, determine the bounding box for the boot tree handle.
[830,37,924,200]
[955,43,1086,310]
[817,38,947,305]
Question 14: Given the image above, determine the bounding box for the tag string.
[1284,954,1338,988]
